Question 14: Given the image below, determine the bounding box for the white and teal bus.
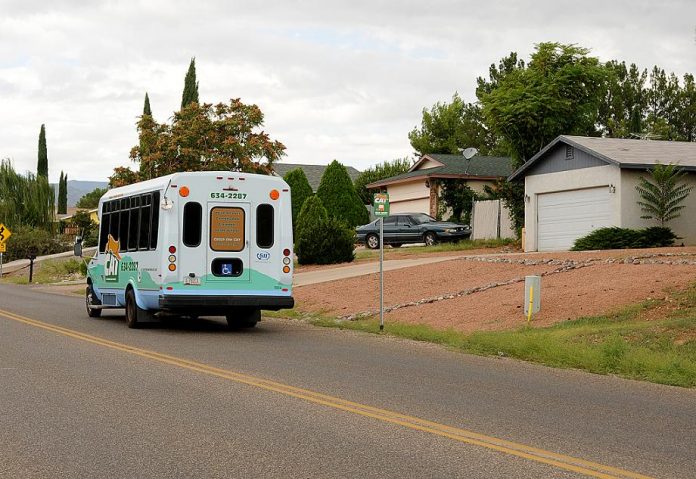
[82,171,294,328]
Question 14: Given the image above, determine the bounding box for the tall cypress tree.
[143,92,152,116]
[181,58,199,108]
[37,124,48,177]
[57,171,68,214]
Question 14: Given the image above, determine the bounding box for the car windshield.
[411,213,436,224]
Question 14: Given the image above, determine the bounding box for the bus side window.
[109,200,120,246]
[183,202,202,247]
[139,194,152,250]
[150,191,160,250]
[119,197,130,252]
[256,204,274,249]
[99,201,110,252]
[128,195,140,251]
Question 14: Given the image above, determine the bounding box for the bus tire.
[125,288,153,328]
[226,308,260,329]
[86,285,102,318]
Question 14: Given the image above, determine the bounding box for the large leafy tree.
[57,171,68,214]
[409,94,498,156]
[479,43,607,167]
[76,187,108,209]
[111,99,286,186]
[181,58,199,108]
[635,163,693,226]
[316,160,369,228]
[283,168,313,234]
[37,124,48,177]
[477,43,607,232]
[353,158,412,205]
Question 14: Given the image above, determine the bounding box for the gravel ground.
[295,247,696,332]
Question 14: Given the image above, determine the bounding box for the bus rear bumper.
[159,294,294,312]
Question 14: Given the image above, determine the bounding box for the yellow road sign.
[0,223,11,243]
[0,243,5,253]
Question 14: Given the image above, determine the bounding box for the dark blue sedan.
[356,213,471,249]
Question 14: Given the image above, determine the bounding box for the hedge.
[571,226,677,251]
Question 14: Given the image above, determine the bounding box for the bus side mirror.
[74,236,83,257]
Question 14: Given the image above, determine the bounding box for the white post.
[379,217,384,331]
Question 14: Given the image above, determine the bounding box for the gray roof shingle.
[563,135,696,167]
[367,154,514,188]
[510,135,696,180]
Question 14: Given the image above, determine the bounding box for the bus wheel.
[226,308,260,329]
[86,285,102,318]
[125,289,142,329]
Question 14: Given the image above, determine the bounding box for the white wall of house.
[386,179,431,214]
[620,170,696,245]
[524,165,622,251]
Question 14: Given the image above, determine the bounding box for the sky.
[1,0,695,182]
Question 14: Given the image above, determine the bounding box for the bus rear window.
[210,207,245,252]
[183,202,202,247]
[256,204,274,248]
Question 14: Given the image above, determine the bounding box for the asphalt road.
[0,284,694,478]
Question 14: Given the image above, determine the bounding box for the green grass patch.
[355,238,517,260]
[282,288,696,388]
[0,258,86,285]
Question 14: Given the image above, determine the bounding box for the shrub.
[283,168,313,236]
[295,196,355,265]
[316,160,369,228]
[2,225,66,262]
[571,226,677,251]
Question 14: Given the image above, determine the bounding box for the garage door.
[537,187,612,251]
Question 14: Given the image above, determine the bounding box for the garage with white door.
[537,187,611,251]
[509,135,696,252]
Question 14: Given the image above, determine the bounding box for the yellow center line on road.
[0,308,653,479]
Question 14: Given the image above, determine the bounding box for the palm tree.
[635,162,693,226]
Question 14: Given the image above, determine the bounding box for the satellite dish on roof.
[460,147,478,159]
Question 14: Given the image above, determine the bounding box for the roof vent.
[565,145,574,160]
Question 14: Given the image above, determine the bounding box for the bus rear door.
[206,202,251,282]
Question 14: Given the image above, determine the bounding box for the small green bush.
[295,196,355,264]
[2,225,66,262]
[571,226,677,251]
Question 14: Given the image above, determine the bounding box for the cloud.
[0,0,695,181]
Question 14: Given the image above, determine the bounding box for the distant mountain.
[52,180,108,207]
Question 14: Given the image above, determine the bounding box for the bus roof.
[101,171,287,202]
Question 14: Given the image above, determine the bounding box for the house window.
[565,145,574,159]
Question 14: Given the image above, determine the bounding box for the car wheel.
[366,234,379,249]
[226,308,260,329]
[86,285,102,318]
[424,232,437,246]
[391,243,402,248]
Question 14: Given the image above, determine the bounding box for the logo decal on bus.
[105,235,121,282]
[256,252,271,261]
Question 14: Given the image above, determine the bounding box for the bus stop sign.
[373,193,389,217]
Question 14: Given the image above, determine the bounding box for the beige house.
[366,153,514,217]
[510,136,696,251]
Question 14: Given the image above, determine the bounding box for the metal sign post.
[373,193,390,331]
[0,252,3,279]
[379,216,384,330]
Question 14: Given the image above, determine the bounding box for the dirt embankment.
[295,247,696,332]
